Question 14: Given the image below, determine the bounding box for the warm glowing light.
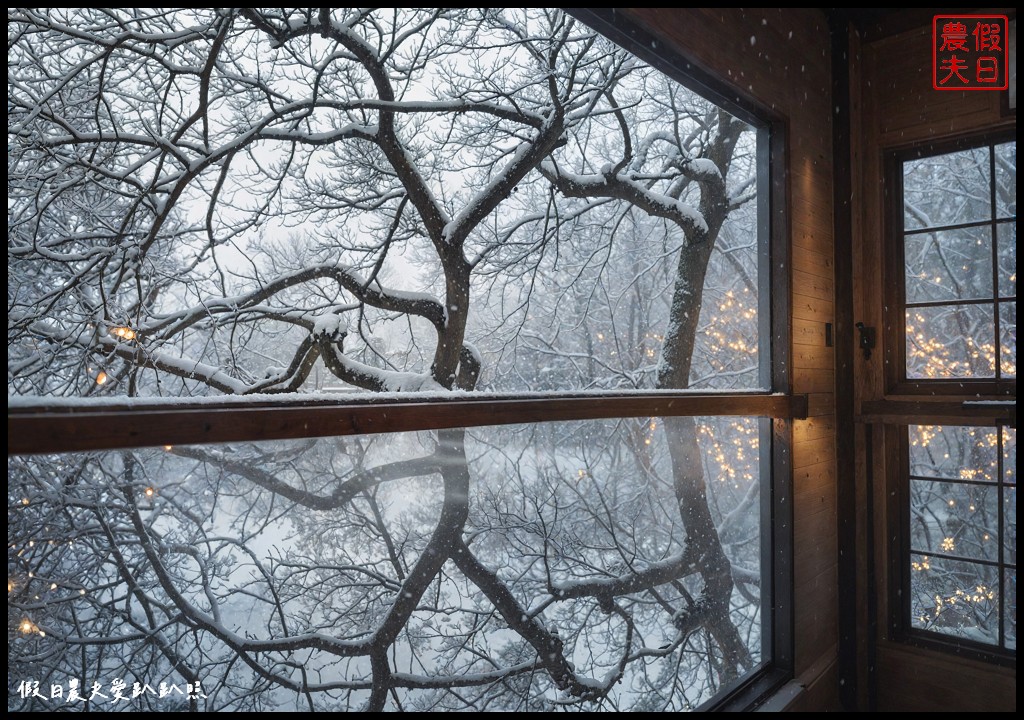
[144,487,155,498]
[110,326,137,341]
[912,556,932,571]
[163,445,173,451]
[19,619,35,634]
[50,583,57,590]
[940,537,955,552]
[95,371,108,385]
[21,498,30,506]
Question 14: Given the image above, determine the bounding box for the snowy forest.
[9,7,769,711]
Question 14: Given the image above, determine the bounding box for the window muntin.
[899,139,1016,383]
[886,134,1017,661]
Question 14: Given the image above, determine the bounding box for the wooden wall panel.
[870,27,1003,145]
[792,297,834,324]
[792,246,834,280]
[793,460,836,504]
[793,344,835,371]
[792,270,834,303]
[852,12,1016,714]
[875,642,1016,712]
[620,8,838,708]
[787,654,842,712]
[794,318,829,348]
[794,564,840,664]
[793,368,835,394]
[793,415,836,444]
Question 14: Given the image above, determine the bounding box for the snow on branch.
[541,161,710,241]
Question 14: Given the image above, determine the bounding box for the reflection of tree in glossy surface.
[9,417,762,710]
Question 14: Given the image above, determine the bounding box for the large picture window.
[8,8,792,711]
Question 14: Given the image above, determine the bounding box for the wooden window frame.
[876,129,1017,665]
[882,129,1017,398]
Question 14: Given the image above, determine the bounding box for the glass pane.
[7,417,764,711]
[1005,568,1017,651]
[909,553,1000,644]
[904,146,992,230]
[994,141,1016,219]
[997,221,1016,297]
[7,7,767,399]
[909,479,998,562]
[1004,426,1016,485]
[1005,486,1017,564]
[909,425,998,483]
[906,303,995,378]
[999,301,1016,378]
[904,225,993,303]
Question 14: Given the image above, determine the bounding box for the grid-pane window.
[907,424,1016,651]
[901,140,1016,381]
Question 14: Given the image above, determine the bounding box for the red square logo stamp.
[933,15,1009,90]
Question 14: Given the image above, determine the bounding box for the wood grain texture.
[793,436,835,470]
[859,399,1015,426]
[792,297,834,324]
[793,415,837,443]
[792,246,834,280]
[794,368,835,394]
[8,393,806,455]
[792,270,834,303]
[870,26,1006,145]
[806,392,836,418]
[794,565,840,666]
[793,318,829,348]
[874,641,1016,712]
[793,344,835,371]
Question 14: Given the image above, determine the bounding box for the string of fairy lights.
[83,326,140,387]
[9,519,90,637]
[11,454,161,638]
